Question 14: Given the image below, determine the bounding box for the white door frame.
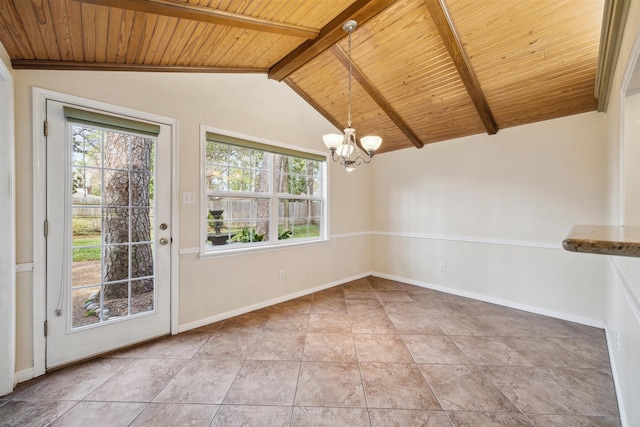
[32,88,180,377]
[0,59,15,395]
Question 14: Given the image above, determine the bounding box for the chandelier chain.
[347,29,352,128]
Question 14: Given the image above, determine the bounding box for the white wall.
[0,41,16,395]
[371,112,607,324]
[603,0,640,424]
[12,71,372,371]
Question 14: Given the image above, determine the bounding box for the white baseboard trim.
[371,271,604,328]
[604,325,629,427]
[178,272,371,333]
[14,368,34,384]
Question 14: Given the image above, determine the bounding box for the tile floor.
[0,276,621,426]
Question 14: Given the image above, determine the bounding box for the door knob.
[159,238,169,245]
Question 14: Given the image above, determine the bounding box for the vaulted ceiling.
[0,0,607,153]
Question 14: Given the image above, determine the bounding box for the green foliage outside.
[73,236,101,262]
[73,216,101,236]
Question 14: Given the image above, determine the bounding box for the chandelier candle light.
[323,20,382,172]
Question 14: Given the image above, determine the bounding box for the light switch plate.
[182,192,197,204]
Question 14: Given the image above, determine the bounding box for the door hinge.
[43,120,48,136]
[44,219,48,237]
[44,320,48,337]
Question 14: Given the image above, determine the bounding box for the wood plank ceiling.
[0,0,605,153]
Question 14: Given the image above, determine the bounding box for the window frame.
[199,126,329,257]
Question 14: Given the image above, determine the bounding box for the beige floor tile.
[308,313,352,333]
[544,367,619,416]
[451,299,508,317]
[354,334,413,363]
[223,360,300,405]
[346,299,386,316]
[375,290,413,301]
[269,297,312,314]
[291,407,370,427]
[369,409,452,426]
[8,357,130,401]
[350,313,396,334]
[85,358,184,402]
[303,333,357,362]
[430,315,492,336]
[446,411,534,426]
[138,331,210,359]
[403,335,471,364]
[210,405,292,427]
[0,400,76,427]
[153,359,243,404]
[526,414,621,426]
[344,288,378,299]
[249,332,306,360]
[481,366,601,415]
[361,362,441,410]
[388,313,443,334]
[419,364,518,412]
[129,403,218,427]
[193,331,259,360]
[548,337,611,368]
[342,278,374,290]
[369,277,416,291]
[473,315,539,337]
[503,337,594,367]
[295,361,366,407]
[218,311,270,332]
[50,401,146,427]
[3,277,620,425]
[263,313,310,332]
[382,300,426,315]
[311,298,349,314]
[451,336,533,366]
[314,287,345,298]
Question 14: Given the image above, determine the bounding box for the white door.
[45,100,172,368]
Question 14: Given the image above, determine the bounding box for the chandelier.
[323,20,382,172]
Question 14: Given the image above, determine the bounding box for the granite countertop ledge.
[562,225,640,257]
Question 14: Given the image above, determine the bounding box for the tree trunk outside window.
[102,133,153,300]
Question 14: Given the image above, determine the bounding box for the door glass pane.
[131,278,154,315]
[70,124,156,329]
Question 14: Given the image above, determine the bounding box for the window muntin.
[204,136,325,251]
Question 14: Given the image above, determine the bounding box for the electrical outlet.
[439,262,446,272]
[279,270,285,280]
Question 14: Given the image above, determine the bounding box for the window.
[203,130,326,252]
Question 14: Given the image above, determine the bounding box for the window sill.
[198,238,330,259]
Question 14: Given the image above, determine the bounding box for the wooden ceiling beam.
[268,0,396,82]
[11,59,267,73]
[330,45,425,149]
[284,79,344,132]
[70,0,319,40]
[423,0,498,135]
